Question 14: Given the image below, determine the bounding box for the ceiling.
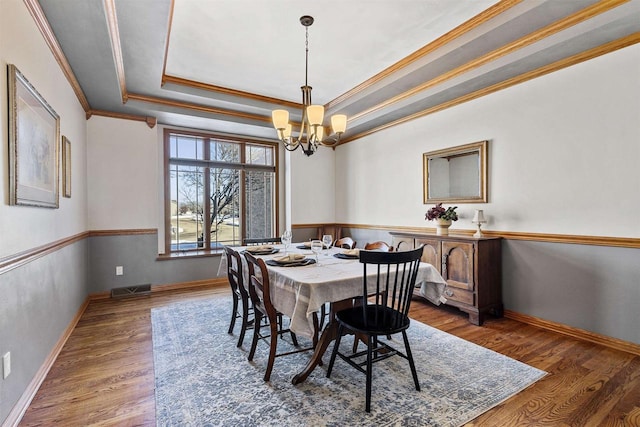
[35,0,640,143]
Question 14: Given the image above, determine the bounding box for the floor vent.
[111,284,152,299]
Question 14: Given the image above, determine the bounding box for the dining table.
[219,242,448,384]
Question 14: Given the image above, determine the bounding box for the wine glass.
[322,234,333,256]
[281,230,292,255]
[310,240,323,265]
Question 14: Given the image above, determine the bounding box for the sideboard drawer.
[444,287,474,305]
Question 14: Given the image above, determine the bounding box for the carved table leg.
[291,299,353,385]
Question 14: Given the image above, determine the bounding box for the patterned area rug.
[152,297,545,426]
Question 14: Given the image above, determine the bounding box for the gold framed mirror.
[423,140,488,203]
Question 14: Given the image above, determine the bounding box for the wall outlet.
[3,352,10,379]
[115,266,123,276]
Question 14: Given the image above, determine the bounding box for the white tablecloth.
[219,244,448,338]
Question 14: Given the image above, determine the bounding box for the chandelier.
[271,16,347,156]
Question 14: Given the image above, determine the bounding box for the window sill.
[157,249,222,261]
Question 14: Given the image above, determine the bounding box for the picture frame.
[8,64,60,208]
[62,136,71,198]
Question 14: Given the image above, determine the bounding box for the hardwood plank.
[16,286,640,426]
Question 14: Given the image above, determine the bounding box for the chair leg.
[237,297,250,347]
[228,293,239,334]
[248,312,262,361]
[290,330,299,347]
[365,335,373,413]
[264,321,279,382]
[402,330,420,391]
[326,323,344,378]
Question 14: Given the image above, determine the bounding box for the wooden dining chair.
[243,251,317,382]
[326,245,424,412]
[223,246,253,347]
[363,241,393,252]
[243,237,282,245]
[316,224,342,241]
[335,236,356,249]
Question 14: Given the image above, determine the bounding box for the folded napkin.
[274,253,305,263]
[343,249,360,256]
[246,245,273,252]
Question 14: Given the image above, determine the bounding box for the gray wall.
[0,240,88,423]
[87,233,222,293]
[502,240,640,345]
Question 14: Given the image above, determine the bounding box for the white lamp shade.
[272,110,289,130]
[472,209,486,223]
[331,114,347,134]
[306,105,324,126]
[314,125,325,142]
[283,123,292,139]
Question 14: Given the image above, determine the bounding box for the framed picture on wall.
[8,64,60,208]
[62,136,71,198]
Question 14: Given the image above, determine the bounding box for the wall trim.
[88,228,158,237]
[293,223,640,249]
[0,232,89,275]
[2,226,636,276]
[3,297,90,427]
[504,310,640,357]
[0,230,157,276]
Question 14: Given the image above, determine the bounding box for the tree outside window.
[165,130,277,253]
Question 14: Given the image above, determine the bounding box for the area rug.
[152,297,546,426]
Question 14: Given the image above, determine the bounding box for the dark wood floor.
[18,285,640,426]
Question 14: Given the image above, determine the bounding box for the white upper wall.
[0,0,88,258]
[290,144,336,224]
[335,44,640,239]
[87,116,158,230]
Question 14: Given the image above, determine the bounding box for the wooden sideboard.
[391,232,503,325]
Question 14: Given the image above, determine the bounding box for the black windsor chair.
[326,245,424,412]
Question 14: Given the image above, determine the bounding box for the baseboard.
[3,297,91,427]
[504,309,640,357]
[151,278,227,293]
[88,278,227,301]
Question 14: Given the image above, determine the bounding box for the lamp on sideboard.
[472,209,487,238]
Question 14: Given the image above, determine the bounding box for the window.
[164,129,278,253]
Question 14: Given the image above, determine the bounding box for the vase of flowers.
[426,203,458,235]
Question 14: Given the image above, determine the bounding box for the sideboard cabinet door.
[441,241,475,292]
[416,238,441,273]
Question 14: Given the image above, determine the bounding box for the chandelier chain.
[305,26,309,88]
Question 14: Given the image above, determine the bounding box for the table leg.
[291,299,353,385]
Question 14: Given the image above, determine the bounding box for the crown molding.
[324,0,523,110]
[340,32,640,144]
[162,74,302,110]
[88,109,157,128]
[23,0,91,112]
[347,0,630,125]
[104,0,127,103]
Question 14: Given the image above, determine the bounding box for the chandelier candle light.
[271,16,347,156]
[472,209,487,238]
